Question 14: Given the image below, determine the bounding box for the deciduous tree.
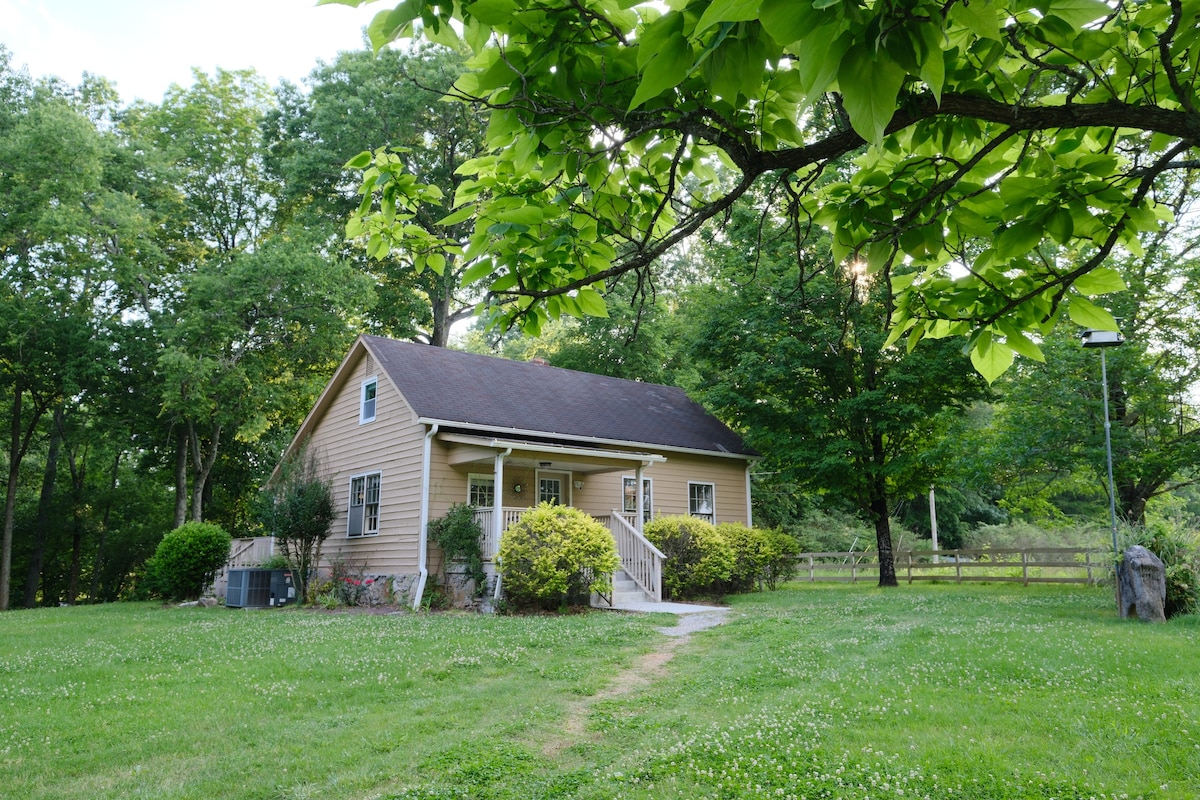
[338,0,1196,376]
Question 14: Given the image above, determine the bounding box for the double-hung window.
[360,378,378,424]
[348,472,381,537]
[688,482,715,524]
[468,475,495,508]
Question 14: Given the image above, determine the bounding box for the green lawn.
[1,584,1196,799]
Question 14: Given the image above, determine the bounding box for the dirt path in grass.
[542,610,730,757]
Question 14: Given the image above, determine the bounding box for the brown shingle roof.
[363,336,757,458]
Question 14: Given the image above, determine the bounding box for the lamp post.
[1080,328,1125,563]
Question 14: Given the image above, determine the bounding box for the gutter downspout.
[635,461,648,533]
[412,423,439,610]
[745,465,753,528]
[492,447,512,601]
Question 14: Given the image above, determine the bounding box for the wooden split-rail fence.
[793,547,1107,586]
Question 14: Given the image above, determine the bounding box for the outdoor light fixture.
[1080,329,1125,348]
[1080,327,1125,568]
[573,480,584,490]
[512,483,522,494]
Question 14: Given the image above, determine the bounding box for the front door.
[537,471,570,505]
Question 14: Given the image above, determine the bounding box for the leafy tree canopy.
[334,0,1198,378]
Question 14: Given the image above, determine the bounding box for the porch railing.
[606,511,663,602]
[472,507,527,559]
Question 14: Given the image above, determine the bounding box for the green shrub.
[1129,522,1200,618]
[715,523,770,593]
[144,522,232,601]
[497,503,620,610]
[644,515,734,600]
[760,528,801,589]
[428,503,487,595]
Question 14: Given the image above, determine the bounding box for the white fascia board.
[437,431,668,465]
[419,418,756,462]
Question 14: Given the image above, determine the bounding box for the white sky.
[0,0,384,103]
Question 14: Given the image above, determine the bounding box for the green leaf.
[468,0,519,26]
[437,205,476,227]
[1067,296,1119,330]
[949,0,1001,41]
[994,221,1043,258]
[696,0,761,34]
[1072,266,1126,295]
[367,2,422,50]
[970,336,1014,383]
[837,43,905,144]
[461,260,494,286]
[344,150,374,170]
[575,287,610,317]
[1046,0,1112,28]
[998,323,1046,362]
[630,15,692,110]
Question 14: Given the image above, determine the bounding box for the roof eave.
[418,417,759,461]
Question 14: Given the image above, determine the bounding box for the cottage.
[274,335,758,608]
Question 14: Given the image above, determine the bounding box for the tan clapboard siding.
[306,350,425,575]
[574,453,750,524]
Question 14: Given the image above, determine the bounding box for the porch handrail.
[472,507,526,561]
[607,511,663,602]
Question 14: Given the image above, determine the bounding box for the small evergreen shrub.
[644,515,734,600]
[497,503,620,610]
[144,522,232,601]
[428,503,487,595]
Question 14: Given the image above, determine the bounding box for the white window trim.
[535,469,573,506]
[622,475,653,521]
[347,470,382,537]
[467,473,496,507]
[359,376,378,425]
[688,481,716,523]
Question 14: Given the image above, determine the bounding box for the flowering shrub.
[644,515,734,600]
[327,559,378,607]
[497,503,620,610]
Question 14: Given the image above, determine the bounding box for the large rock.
[1118,545,1166,622]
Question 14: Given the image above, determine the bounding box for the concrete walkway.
[606,599,728,614]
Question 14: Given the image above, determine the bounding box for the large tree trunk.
[870,428,898,587]
[173,426,189,529]
[872,494,899,587]
[189,421,221,523]
[24,406,64,608]
[89,452,122,603]
[2,381,49,611]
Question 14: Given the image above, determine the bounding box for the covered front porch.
[438,432,667,603]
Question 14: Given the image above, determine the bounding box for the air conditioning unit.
[225,568,297,608]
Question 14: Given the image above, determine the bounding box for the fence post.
[851,553,857,583]
[1086,551,1094,583]
[1022,550,1029,586]
[955,551,962,584]
[808,555,814,583]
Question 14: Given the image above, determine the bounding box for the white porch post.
[635,462,646,533]
[492,449,508,559]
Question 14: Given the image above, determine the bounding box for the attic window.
[360,377,378,424]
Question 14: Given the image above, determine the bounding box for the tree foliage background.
[5,0,1200,606]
